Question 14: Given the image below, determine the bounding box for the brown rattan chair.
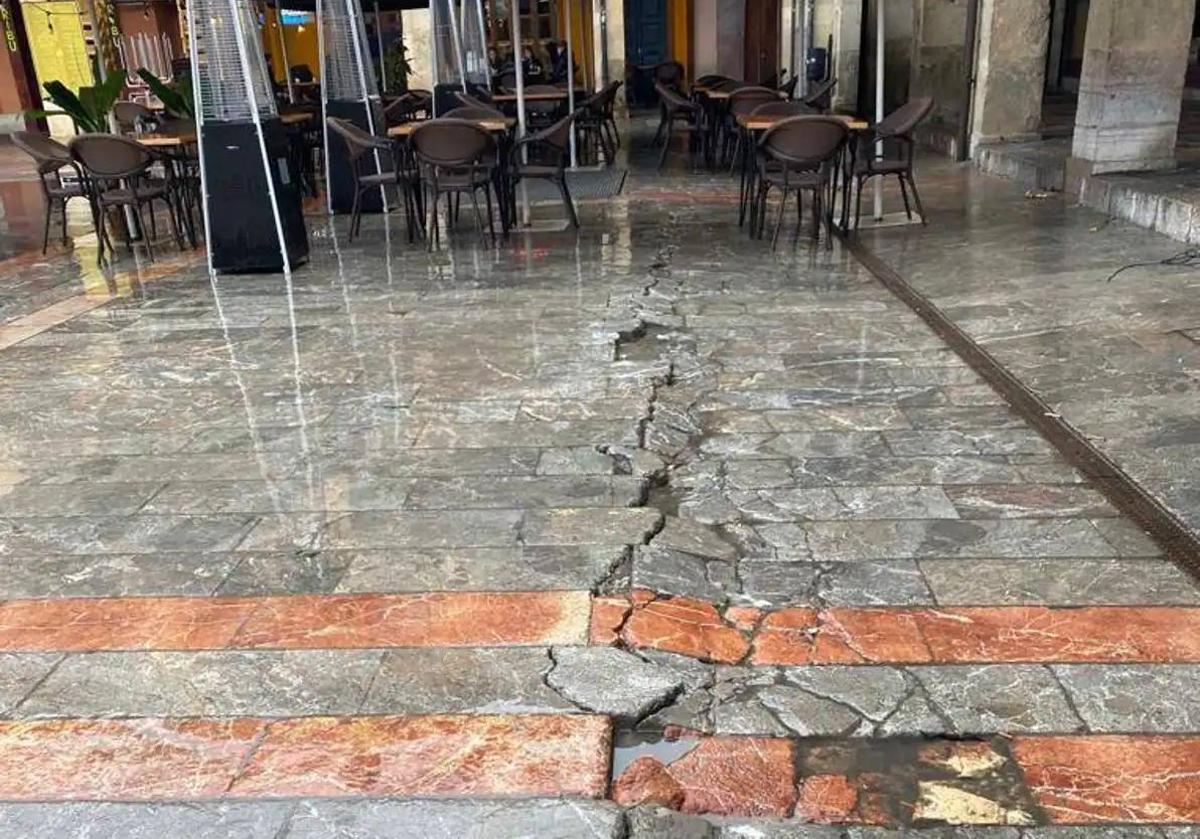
[10,132,86,254]
[454,90,498,112]
[409,118,498,248]
[112,101,159,134]
[753,116,849,249]
[853,97,934,227]
[653,60,685,92]
[752,100,818,118]
[69,133,181,263]
[326,116,420,242]
[778,76,799,99]
[653,81,700,170]
[802,77,838,113]
[727,86,783,170]
[442,106,505,121]
[510,109,581,228]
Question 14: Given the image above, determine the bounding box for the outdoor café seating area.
[647,60,934,248]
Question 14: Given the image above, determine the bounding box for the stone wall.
[910,0,968,152]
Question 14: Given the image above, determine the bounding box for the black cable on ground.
[1106,248,1200,283]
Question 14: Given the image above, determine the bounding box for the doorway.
[624,0,668,68]
[744,0,780,84]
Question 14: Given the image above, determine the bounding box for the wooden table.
[737,113,869,132]
[280,111,315,126]
[703,88,783,102]
[387,117,514,138]
[492,90,585,103]
[137,132,196,147]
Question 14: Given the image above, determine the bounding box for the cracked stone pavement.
[0,124,1195,836]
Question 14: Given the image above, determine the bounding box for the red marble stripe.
[0,597,257,652]
[1012,736,1200,824]
[231,714,611,798]
[0,591,589,652]
[751,605,1200,665]
[610,737,796,817]
[0,718,265,800]
[0,715,611,801]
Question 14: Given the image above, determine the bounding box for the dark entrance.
[744,0,780,84]
[624,0,668,68]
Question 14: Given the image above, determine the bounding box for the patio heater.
[430,0,488,115]
[188,0,309,273]
[320,0,385,213]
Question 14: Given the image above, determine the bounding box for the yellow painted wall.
[554,0,595,88]
[23,1,92,89]
[22,0,92,135]
[261,8,320,83]
[667,0,690,82]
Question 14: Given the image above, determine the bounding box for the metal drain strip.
[845,236,1200,582]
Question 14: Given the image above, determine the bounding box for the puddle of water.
[611,727,701,777]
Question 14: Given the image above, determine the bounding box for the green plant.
[384,41,412,94]
[27,73,125,133]
[136,69,194,119]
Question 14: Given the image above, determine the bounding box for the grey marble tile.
[1054,664,1200,732]
[285,798,625,839]
[0,553,236,598]
[0,802,295,839]
[920,558,1200,605]
[361,647,573,715]
[15,650,381,718]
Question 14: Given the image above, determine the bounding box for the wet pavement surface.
[0,125,1195,836]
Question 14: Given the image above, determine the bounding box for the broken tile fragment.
[620,596,750,664]
[611,756,685,809]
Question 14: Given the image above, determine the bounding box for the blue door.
[625,0,668,67]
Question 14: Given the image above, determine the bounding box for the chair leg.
[898,174,913,221]
[60,199,69,245]
[349,190,362,242]
[854,176,867,231]
[906,171,927,225]
[468,187,487,247]
[795,188,804,241]
[484,183,496,244]
[557,176,579,228]
[164,198,184,251]
[133,205,153,260]
[659,121,673,170]
[772,188,787,249]
[41,200,52,255]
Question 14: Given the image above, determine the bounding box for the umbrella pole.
[566,0,576,168]
[872,0,884,220]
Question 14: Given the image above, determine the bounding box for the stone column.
[1069,0,1196,174]
[909,0,967,153]
[814,0,860,111]
[0,0,42,128]
[969,0,1050,150]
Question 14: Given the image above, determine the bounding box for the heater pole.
[276,6,295,103]
[872,0,884,220]
[186,0,214,275]
[445,0,468,92]
[343,0,389,209]
[565,0,577,168]
[512,0,528,224]
[228,0,292,274]
[373,0,386,92]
